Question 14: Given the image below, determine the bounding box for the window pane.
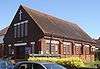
[66,45,70,54]
[45,40,59,54]
[25,23,27,36]
[51,44,55,54]
[43,64,66,69]
[84,45,90,54]
[63,46,66,54]
[45,43,50,54]
[19,63,32,69]
[17,25,20,37]
[33,63,44,69]
[63,42,71,55]
[14,26,17,38]
[21,24,24,37]
[14,20,28,38]
[74,44,81,55]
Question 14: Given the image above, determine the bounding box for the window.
[55,44,58,54]
[17,25,20,37]
[74,43,82,55]
[14,20,28,38]
[84,45,90,55]
[25,22,28,36]
[19,63,32,69]
[14,26,17,38]
[51,43,55,54]
[32,44,34,54]
[63,42,72,55]
[45,40,59,54]
[31,42,35,54]
[43,64,66,69]
[45,43,50,54]
[21,24,24,37]
[8,44,12,54]
[33,63,45,69]
[91,46,95,54]
[63,45,66,54]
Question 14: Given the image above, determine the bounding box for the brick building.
[0,5,96,62]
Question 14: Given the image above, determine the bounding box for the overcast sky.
[0,0,100,39]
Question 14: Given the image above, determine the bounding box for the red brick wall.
[40,38,95,62]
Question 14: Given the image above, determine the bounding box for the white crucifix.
[19,10,22,20]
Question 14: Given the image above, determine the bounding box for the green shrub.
[84,60,100,68]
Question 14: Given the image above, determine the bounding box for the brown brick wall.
[40,37,95,62]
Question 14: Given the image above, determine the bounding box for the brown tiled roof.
[0,5,94,43]
[0,27,8,36]
[95,39,100,48]
[22,5,94,43]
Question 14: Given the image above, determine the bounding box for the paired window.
[45,40,59,54]
[74,43,82,55]
[51,43,59,54]
[74,43,94,55]
[84,45,90,55]
[63,42,72,55]
[14,20,28,38]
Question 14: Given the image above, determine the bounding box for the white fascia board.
[14,43,27,46]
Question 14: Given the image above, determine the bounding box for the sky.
[0,0,100,39]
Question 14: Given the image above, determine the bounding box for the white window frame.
[74,43,82,55]
[45,40,59,54]
[63,42,71,55]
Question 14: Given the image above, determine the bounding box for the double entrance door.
[15,46,32,59]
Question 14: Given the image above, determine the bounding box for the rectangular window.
[74,43,82,55]
[84,45,90,55]
[17,25,20,37]
[14,20,28,38]
[31,42,35,54]
[45,40,59,54]
[45,43,50,54]
[66,45,70,54]
[14,26,17,38]
[51,44,55,54]
[21,24,24,37]
[25,23,28,36]
[55,44,58,54]
[91,46,95,54]
[63,45,66,54]
[8,45,12,54]
[63,42,72,55]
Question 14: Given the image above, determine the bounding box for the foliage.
[84,59,100,68]
[28,57,85,67]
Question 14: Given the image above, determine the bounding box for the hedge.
[28,57,85,67]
